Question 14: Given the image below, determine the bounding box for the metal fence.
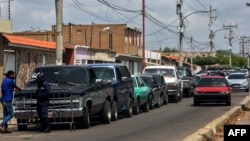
[14,88,79,131]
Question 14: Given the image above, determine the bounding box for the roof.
[3,34,56,50]
[144,65,176,69]
[201,76,225,79]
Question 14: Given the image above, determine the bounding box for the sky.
[0,0,250,54]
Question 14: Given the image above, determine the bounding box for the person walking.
[0,70,23,134]
[36,72,51,133]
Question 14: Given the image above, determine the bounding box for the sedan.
[131,74,151,114]
[226,73,249,92]
[193,76,231,106]
[138,74,162,109]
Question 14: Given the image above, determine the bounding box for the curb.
[182,96,250,141]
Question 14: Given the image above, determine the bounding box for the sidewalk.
[213,106,250,141]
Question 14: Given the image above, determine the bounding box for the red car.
[193,76,231,106]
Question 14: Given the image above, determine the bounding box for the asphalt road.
[1,90,249,141]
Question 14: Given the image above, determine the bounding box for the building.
[0,33,56,87]
[13,23,144,73]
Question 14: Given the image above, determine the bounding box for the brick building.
[13,23,144,73]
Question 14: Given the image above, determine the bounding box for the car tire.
[78,106,90,129]
[101,101,112,124]
[184,88,191,98]
[245,88,249,92]
[124,98,133,118]
[111,101,118,121]
[133,99,140,115]
[17,119,28,131]
[173,93,179,103]
[193,98,199,106]
[163,93,168,105]
[149,95,155,109]
[142,100,149,112]
[156,96,163,108]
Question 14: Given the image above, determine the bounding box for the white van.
[142,65,183,102]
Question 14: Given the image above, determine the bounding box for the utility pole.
[55,0,63,65]
[248,37,250,68]
[240,35,248,57]
[176,0,183,67]
[142,0,146,70]
[223,23,237,67]
[209,5,216,55]
[190,36,193,74]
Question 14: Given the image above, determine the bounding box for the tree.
[163,47,178,52]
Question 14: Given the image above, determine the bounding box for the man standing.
[0,70,23,134]
[36,72,51,133]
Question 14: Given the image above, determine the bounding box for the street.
[0,91,249,141]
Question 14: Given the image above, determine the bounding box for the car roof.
[144,65,176,69]
[228,73,245,75]
[200,76,225,79]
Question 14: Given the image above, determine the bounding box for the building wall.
[3,46,56,88]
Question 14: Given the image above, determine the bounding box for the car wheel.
[184,88,191,98]
[78,106,90,129]
[124,98,133,118]
[17,119,28,131]
[101,101,111,124]
[111,101,118,121]
[173,93,179,103]
[245,88,249,92]
[149,95,155,109]
[142,100,149,112]
[133,99,140,115]
[156,96,163,108]
[193,98,199,106]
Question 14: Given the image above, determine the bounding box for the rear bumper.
[193,94,230,103]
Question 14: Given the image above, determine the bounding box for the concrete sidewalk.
[213,109,250,141]
[183,95,250,141]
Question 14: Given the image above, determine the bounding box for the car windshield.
[144,68,175,78]
[140,76,152,88]
[177,69,191,78]
[28,67,88,85]
[196,78,228,87]
[228,74,246,79]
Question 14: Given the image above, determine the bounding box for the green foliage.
[185,49,248,67]
[163,47,178,52]
[193,56,219,66]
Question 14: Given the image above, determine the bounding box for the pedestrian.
[0,70,23,134]
[36,72,51,133]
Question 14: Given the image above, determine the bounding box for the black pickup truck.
[87,64,134,118]
[14,65,114,130]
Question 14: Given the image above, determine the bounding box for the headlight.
[168,82,177,88]
[14,97,26,108]
[242,81,248,86]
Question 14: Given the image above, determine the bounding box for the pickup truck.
[176,66,194,97]
[14,65,114,130]
[87,64,134,118]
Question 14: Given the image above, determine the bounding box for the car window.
[141,76,152,88]
[197,78,228,87]
[228,74,246,79]
[29,67,87,85]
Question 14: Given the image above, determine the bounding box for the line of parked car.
[15,63,248,130]
[14,64,195,131]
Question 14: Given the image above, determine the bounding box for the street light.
[246,3,250,6]
[87,26,110,48]
[176,3,209,66]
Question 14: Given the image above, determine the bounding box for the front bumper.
[14,107,83,119]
